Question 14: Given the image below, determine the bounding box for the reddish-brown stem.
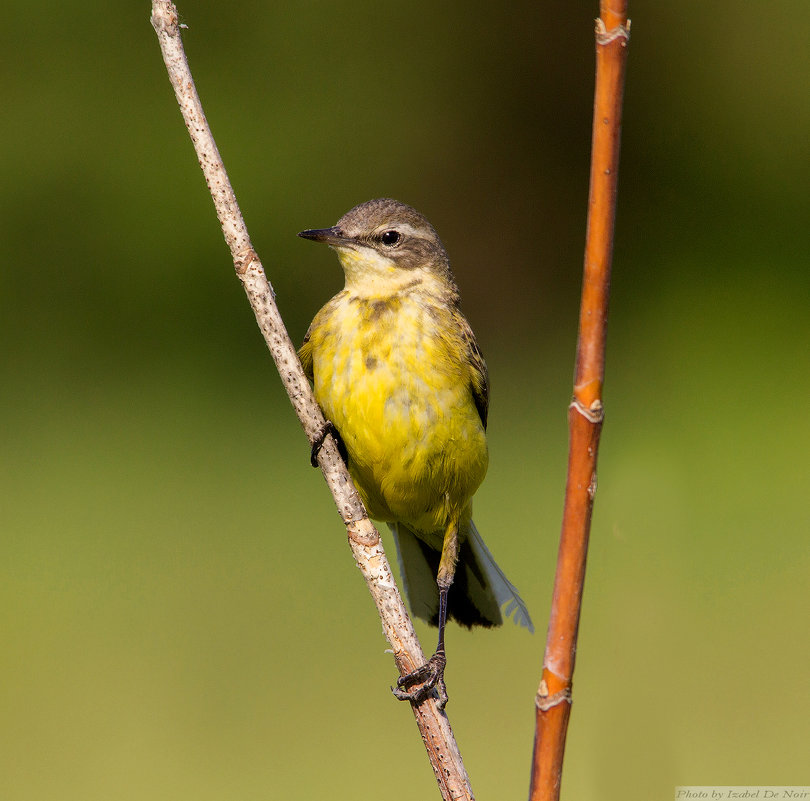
[529,4,629,800]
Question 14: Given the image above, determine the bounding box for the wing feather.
[453,310,489,430]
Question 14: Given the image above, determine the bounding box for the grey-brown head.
[299,199,457,296]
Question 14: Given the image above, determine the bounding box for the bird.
[298,198,532,705]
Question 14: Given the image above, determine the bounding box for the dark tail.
[389,521,533,632]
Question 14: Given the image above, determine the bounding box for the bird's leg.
[392,520,459,709]
[392,580,450,707]
[310,420,348,467]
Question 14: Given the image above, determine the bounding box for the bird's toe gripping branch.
[391,649,448,709]
[310,420,348,467]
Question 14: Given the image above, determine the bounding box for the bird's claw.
[310,420,348,467]
[391,651,448,708]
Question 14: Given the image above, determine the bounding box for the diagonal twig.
[529,3,630,800]
[149,3,473,798]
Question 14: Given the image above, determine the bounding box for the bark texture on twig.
[529,4,629,800]
[149,3,473,798]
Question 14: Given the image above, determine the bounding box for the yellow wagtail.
[299,198,532,705]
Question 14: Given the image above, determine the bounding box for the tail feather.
[389,522,440,623]
[466,520,534,633]
[389,521,534,633]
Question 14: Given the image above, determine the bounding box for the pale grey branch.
[150,2,473,798]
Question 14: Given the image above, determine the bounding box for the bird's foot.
[310,420,348,467]
[391,650,448,709]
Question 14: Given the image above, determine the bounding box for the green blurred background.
[2,1,808,799]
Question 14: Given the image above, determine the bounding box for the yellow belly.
[309,295,488,535]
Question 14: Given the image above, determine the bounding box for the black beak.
[297,226,351,246]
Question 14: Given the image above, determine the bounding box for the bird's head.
[299,198,457,298]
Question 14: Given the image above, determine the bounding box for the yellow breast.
[306,292,488,534]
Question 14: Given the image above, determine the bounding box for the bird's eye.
[380,230,401,247]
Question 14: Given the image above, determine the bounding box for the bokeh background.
[2,1,808,799]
